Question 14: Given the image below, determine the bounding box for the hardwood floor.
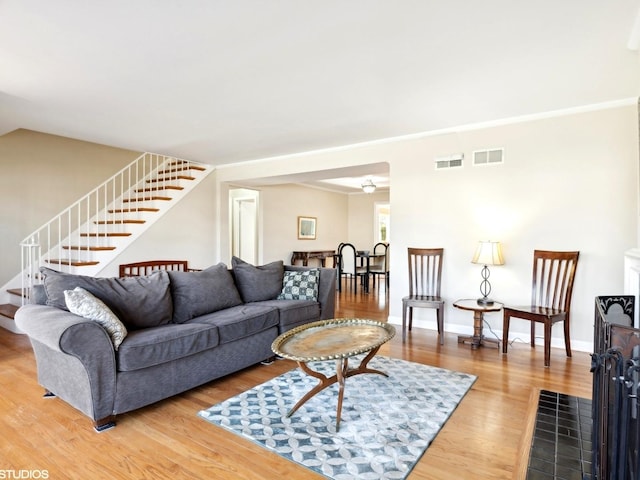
[0,286,592,479]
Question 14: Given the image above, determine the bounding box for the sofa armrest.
[284,266,336,320]
[15,304,117,422]
[16,304,113,352]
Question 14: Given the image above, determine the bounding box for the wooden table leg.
[458,311,500,349]
[286,347,388,431]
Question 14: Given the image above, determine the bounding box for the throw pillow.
[40,267,173,329]
[64,286,127,350]
[277,269,319,301]
[168,263,243,323]
[231,256,284,303]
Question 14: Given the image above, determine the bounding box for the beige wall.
[387,106,638,350]
[214,103,639,351]
[258,184,349,266]
[348,192,389,250]
[0,129,139,286]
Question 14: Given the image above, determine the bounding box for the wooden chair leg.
[402,302,408,342]
[544,321,552,367]
[437,307,444,345]
[502,312,510,354]
[531,321,536,348]
[408,307,413,331]
[563,318,572,358]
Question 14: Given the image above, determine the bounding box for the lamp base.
[477,297,494,306]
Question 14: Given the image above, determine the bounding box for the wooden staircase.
[0,289,23,332]
[0,155,212,332]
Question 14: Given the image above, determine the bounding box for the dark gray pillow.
[231,256,284,303]
[40,267,173,329]
[168,263,243,323]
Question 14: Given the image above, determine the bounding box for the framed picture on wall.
[297,216,317,240]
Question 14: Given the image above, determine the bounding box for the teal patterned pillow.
[277,269,319,301]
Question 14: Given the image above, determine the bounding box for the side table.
[454,299,503,349]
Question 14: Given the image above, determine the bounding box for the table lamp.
[471,241,505,306]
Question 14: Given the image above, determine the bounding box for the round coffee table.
[271,318,395,431]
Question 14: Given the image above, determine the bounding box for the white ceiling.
[2,1,640,192]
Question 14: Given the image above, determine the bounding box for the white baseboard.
[386,315,593,353]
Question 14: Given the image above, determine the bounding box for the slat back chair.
[402,248,444,344]
[502,250,579,367]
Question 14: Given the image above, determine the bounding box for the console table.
[291,250,336,267]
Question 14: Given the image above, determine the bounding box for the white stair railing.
[19,153,207,304]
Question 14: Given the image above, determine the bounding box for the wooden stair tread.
[46,259,100,267]
[62,246,117,251]
[135,186,183,192]
[122,196,172,202]
[80,232,131,237]
[148,175,195,182]
[108,208,159,213]
[160,165,206,173]
[94,220,145,224]
[0,304,18,320]
[7,288,26,297]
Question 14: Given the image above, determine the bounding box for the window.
[375,203,390,243]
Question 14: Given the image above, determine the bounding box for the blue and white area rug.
[199,356,476,479]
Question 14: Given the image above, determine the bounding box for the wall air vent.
[473,148,504,166]
[434,153,464,170]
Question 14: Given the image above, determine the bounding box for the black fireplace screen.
[591,296,640,480]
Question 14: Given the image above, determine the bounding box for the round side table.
[453,299,503,349]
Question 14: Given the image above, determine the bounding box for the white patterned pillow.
[64,286,127,350]
[277,269,319,301]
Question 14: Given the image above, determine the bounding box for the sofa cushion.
[253,299,321,333]
[40,267,173,329]
[64,286,128,350]
[188,304,279,345]
[117,323,220,372]
[231,256,284,303]
[277,269,319,301]
[168,263,243,323]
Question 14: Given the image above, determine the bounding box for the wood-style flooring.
[0,285,592,479]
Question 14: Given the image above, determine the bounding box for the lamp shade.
[471,241,505,266]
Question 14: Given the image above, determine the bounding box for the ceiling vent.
[435,153,464,170]
[473,148,504,166]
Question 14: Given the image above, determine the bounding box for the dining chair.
[334,242,345,291]
[502,250,580,367]
[369,242,389,288]
[338,243,367,293]
[402,248,444,344]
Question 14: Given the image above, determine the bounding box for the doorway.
[229,188,259,264]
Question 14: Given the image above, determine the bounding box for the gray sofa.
[15,258,336,431]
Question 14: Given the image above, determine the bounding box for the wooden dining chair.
[402,248,444,344]
[337,243,367,293]
[369,242,389,288]
[502,250,580,367]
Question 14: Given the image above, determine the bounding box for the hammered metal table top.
[271,318,396,362]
